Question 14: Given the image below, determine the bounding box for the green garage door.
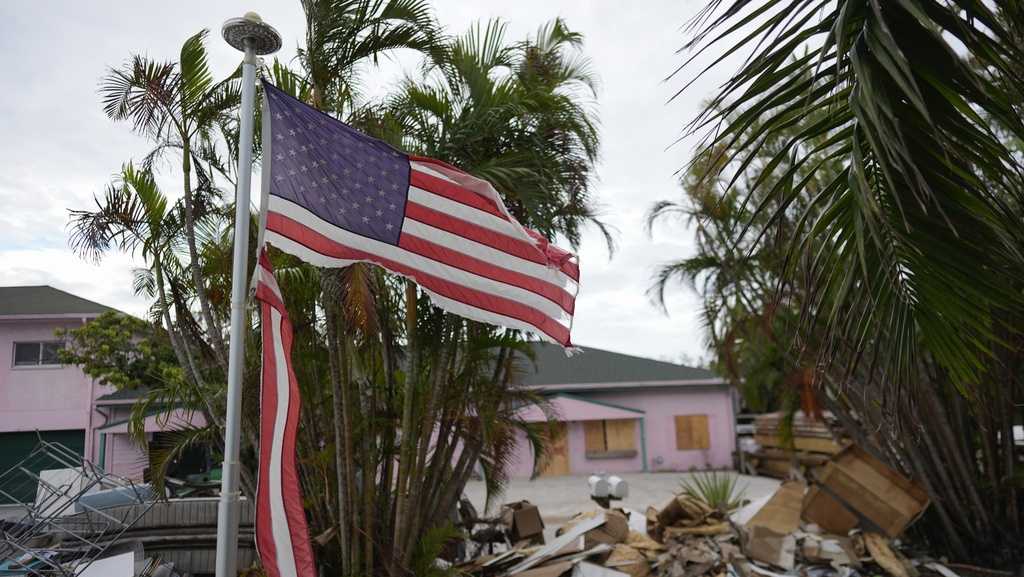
[0,430,85,504]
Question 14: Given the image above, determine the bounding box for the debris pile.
[459,444,958,577]
[0,440,254,576]
[745,412,847,479]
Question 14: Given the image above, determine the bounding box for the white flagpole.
[217,13,280,577]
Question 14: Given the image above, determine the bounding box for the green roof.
[516,342,720,387]
[0,285,116,317]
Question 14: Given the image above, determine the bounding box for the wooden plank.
[821,447,929,536]
[604,419,636,451]
[755,434,844,454]
[583,421,607,453]
[801,485,858,534]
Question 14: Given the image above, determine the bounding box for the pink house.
[0,286,204,503]
[507,343,736,478]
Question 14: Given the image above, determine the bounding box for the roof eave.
[0,312,105,322]
[527,378,729,393]
[94,398,142,406]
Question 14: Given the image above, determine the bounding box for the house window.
[12,342,64,367]
[675,414,710,450]
[583,419,637,458]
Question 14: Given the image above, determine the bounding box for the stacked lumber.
[748,412,847,479]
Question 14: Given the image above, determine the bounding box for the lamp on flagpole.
[216,12,280,577]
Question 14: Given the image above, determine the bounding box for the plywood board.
[675,415,710,450]
[541,422,570,477]
[605,420,636,451]
[584,421,606,453]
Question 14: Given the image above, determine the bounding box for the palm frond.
[179,30,215,119]
[677,0,1024,390]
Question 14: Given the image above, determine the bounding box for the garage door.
[0,430,85,504]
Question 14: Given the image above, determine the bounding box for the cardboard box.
[814,446,929,537]
[502,500,546,544]
[582,510,629,549]
[743,525,795,570]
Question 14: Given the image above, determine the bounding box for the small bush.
[679,470,748,512]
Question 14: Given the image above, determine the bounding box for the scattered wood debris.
[456,444,957,577]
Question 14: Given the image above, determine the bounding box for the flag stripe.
[255,314,279,577]
[399,233,576,313]
[407,187,519,239]
[267,200,573,325]
[404,201,581,281]
[409,167,507,221]
[408,156,527,234]
[401,219,578,291]
[268,307,298,577]
[265,221,572,344]
[255,252,317,577]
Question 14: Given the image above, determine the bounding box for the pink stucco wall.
[105,432,149,480]
[507,386,736,478]
[1,318,197,481]
[0,318,117,462]
[587,388,735,472]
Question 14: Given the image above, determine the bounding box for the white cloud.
[0,249,150,318]
[0,0,743,364]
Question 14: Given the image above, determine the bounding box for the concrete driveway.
[463,471,780,530]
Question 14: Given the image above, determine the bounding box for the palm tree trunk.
[392,281,419,569]
[322,274,351,576]
[180,140,227,369]
[402,322,455,560]
[155,256,195,394]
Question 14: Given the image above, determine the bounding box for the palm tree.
[99,30,241,369]
[66,164,258,492]
[673,1,1024,561]
[260,13,603,576]
[648,106,841,414]
[387,17,612,248]
[69,164,191,384]
[73,7,603,575]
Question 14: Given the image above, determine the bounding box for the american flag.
[253,249,316,577]
[259,81,579,346]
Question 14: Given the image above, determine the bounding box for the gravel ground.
[463,471,780,538]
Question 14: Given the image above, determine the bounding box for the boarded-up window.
[675,414,710,450]
[584,421,606,452]
[584,419,637,455]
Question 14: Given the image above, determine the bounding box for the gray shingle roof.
[516,342,720,387]
[95,386,151,403]
[0,285,116,317]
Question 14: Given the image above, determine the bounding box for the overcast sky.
[0,1,742,365]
